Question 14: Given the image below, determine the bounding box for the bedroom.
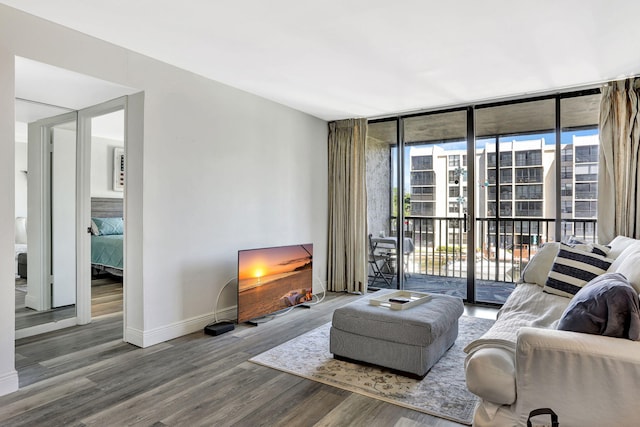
[14,99,126,336]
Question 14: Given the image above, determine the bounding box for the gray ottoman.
[330,290,464,378]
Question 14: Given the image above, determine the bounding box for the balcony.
[370,216,598,304]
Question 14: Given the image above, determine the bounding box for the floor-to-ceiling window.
[366,89,600,305]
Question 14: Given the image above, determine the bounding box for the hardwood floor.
[4,292,496,427]
[15,275,123,330]
[90,275,123,317]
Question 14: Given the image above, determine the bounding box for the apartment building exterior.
[408,134,599,253]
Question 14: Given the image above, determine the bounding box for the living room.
[2,2,640,426]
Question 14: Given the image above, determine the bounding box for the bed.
[91,198,124,277]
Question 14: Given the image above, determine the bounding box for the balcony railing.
[389,216,597,283]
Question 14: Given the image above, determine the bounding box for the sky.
[237,244,312,280]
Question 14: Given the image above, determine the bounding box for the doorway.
[14,57,137,339]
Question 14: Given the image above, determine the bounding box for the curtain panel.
[327,118,368,293]
[598,78,640,243]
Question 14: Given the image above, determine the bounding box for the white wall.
[91,136,124,198]
[0,4,328,396]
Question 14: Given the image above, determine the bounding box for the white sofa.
[464,236,640,427]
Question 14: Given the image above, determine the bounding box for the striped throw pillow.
[543,244,614,298]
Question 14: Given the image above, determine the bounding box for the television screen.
[237,243,313,323]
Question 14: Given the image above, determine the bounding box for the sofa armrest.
[514,327,640,426]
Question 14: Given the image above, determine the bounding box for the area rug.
[249,315,494,425]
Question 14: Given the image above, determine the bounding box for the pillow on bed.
[91,217,124,236]
[557,273,640,340]
[543,244,613,298]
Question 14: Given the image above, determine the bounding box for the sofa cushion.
[608,235,640,259]
[543,244,613,298]
[610,246,640,294]
[557,273,640,340]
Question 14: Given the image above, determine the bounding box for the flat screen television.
[237,243,313,324]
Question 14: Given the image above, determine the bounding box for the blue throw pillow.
[557,273,640,340]
[91,217,124,236]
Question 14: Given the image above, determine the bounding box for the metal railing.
[390,216,597,283]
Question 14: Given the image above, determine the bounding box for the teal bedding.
[91,234,123,270]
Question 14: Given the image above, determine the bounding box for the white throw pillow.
[519,242,560,287]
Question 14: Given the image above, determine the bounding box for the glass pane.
[475,99,556,303]
[560,93,600,243]
[402,111,468,300]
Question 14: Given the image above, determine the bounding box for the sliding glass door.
[401,110,470,299]
[366,89,601,305]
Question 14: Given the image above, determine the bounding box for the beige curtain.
[327,118,368,293]
[598,78,640,243]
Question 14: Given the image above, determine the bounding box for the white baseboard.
[0,370,19,397]
[124,305,237,348]
[15,317,78,340]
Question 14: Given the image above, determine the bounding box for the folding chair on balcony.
[368,234,396,288]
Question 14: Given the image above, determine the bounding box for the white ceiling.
[14,57,132,142]
[4,1,640,121]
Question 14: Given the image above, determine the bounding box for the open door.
[26,111,78,317]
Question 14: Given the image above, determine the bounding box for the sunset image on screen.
[237,243,313,323]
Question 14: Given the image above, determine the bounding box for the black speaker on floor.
[204,321,235,336]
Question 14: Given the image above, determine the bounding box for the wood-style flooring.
[15,275,123,330]
[4,292,496,427]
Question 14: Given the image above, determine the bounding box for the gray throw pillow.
[557,272,640,340]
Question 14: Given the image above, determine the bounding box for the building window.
[575,201,597,218]
[449,186,460,197]
[499,168,513,183]
[488,202,496,217]
[487,153,497,167]
[411,186,435,201]
[575,164,598,181]
[500,185,513,200]
[412,155,433,170]
[561,146,573,162]
[561,166,573,180]
[515,167,543,183]
[500,152,513,167]
[500,201,512,216]
[562,200,573,214]
[487,186,496,201]
[449,155,460,167]
[515,201,543,217]
[575,145,598,163]
[515,184,543,200]
[411,201,435,216]
[411,171,435,185]
[515,150,542,166]
[449,202,460,214]
[575,182,597,199]
[561,183,573,197]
